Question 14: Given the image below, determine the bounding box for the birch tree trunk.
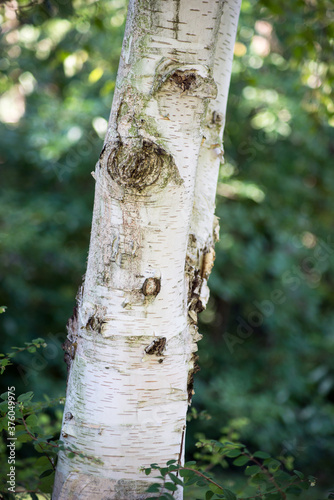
[53,1,240,498]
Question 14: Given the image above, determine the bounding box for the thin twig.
[244,452,286,500]
[20,412,55,470]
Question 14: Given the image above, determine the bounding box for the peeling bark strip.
[53,1,241,499]
[62,337,77,378]
[187,354,200,404]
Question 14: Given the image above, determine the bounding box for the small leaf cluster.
[0,390,61,497]
[0,389,103,498]
[187,407,212,422]
[144,439,318,500]
[144,460,191,500]
[0,338,47,374]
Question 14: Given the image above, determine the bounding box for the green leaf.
[17,433,33,443]
[196,479,207,487]
[266,494,283,500]
[0,416,6,431]
[0,358,12,371]
[286,486,302,496]
[32,337,45,344]
[293,469,304,479]
[180,468,195,478]
[168,473,183,486]
[225,449,242,457]
[26,414,38,427]
[233,455,250,466]
[160,494,175,500]
[184,476,197,487]
[34,443,46,453]
[265,459,281,471]
[0,401,9,413]
[168,464,179,472]
[184,460,196,466]
[35,456,53,471]
[209,483,224,494]
[184,475,198,486]
[245,465,261,476]
[0,306,7,314]
[15,425,25,432]
[253,451,271,459]
[17,391,34,403]
[39,471,55,494]
[145,468,151,476]
[164,482,177,491]
[205,492,214,500]
[299,480,310,490]
[39,469,54,478]
[274,470,291,482]
[223,489,237,500]
[251,472,269,484]
[68,452,75,458]
[166,459,177,465]
[146,484,160,493]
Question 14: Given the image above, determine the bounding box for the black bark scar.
[144,337,166,356]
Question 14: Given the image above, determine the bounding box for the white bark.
[53,1,240,499]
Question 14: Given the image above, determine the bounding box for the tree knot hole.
[142,277,161,296]
[144,337,166,356]
[170,71,197,91]
[107,138,165,191]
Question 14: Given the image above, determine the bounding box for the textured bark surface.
[53,1,240,498]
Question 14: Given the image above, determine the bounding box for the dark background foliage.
[0,0,333,497]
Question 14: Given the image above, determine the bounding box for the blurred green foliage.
[0,0,333,497]
[192,1,334,497]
